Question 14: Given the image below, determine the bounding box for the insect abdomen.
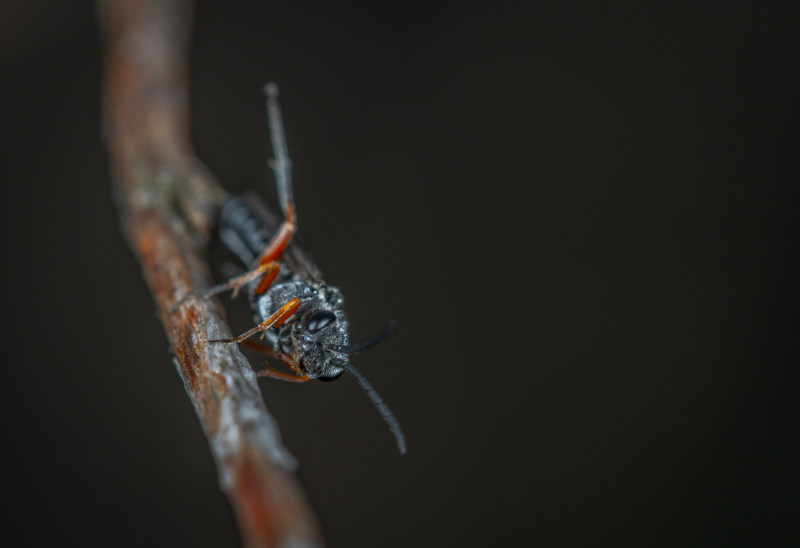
[220,194,324,283]
[219,195,279,266]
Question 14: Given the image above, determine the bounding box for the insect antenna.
[338,360,406,455]
[328,321,397,354]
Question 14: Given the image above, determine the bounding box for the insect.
[181,83,405,454]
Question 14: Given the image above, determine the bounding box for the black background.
[1,1,795,546]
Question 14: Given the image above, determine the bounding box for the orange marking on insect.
[255,263,280,295]
[273,298,300,327]
[209,298,300,344]
[257,226,294,264]
[257,203,296,265]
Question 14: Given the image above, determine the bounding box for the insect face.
[275,301,350,381]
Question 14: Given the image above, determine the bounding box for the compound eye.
[318,369,344,382]
[306,310,336,333]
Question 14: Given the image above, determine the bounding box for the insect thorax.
[251,279,350,377]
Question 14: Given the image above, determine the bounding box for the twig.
[98,1,324,546]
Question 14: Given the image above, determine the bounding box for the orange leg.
[172,261,280,312]
[230,202,294,297]
[242,340,309,381]
[254,259,281,295]
[210,297,300,344]
[256,363,311,383]
[177,86,299,323]
[241,339,282,359]
[207,260,280,298]
[180,85,299,309]
[255,203,296,272]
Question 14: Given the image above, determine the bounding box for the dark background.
[1,1,795,546]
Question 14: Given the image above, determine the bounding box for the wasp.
[180,84,405,454]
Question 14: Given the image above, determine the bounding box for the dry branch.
[98,1,324,546]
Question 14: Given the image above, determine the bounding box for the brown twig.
[98,1,324,546]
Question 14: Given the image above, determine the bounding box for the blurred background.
[1,1,794,546]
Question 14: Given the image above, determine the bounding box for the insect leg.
[254,83,297,269]
[241,339,283,358]
[256,363,311,383]
[171,261,280,312]
[179,84,296,310]
[209,297,300,344]
[241,341,310,381]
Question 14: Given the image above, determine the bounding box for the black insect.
[183,83,405,454]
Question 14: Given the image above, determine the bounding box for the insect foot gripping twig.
[99,1,325,546]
